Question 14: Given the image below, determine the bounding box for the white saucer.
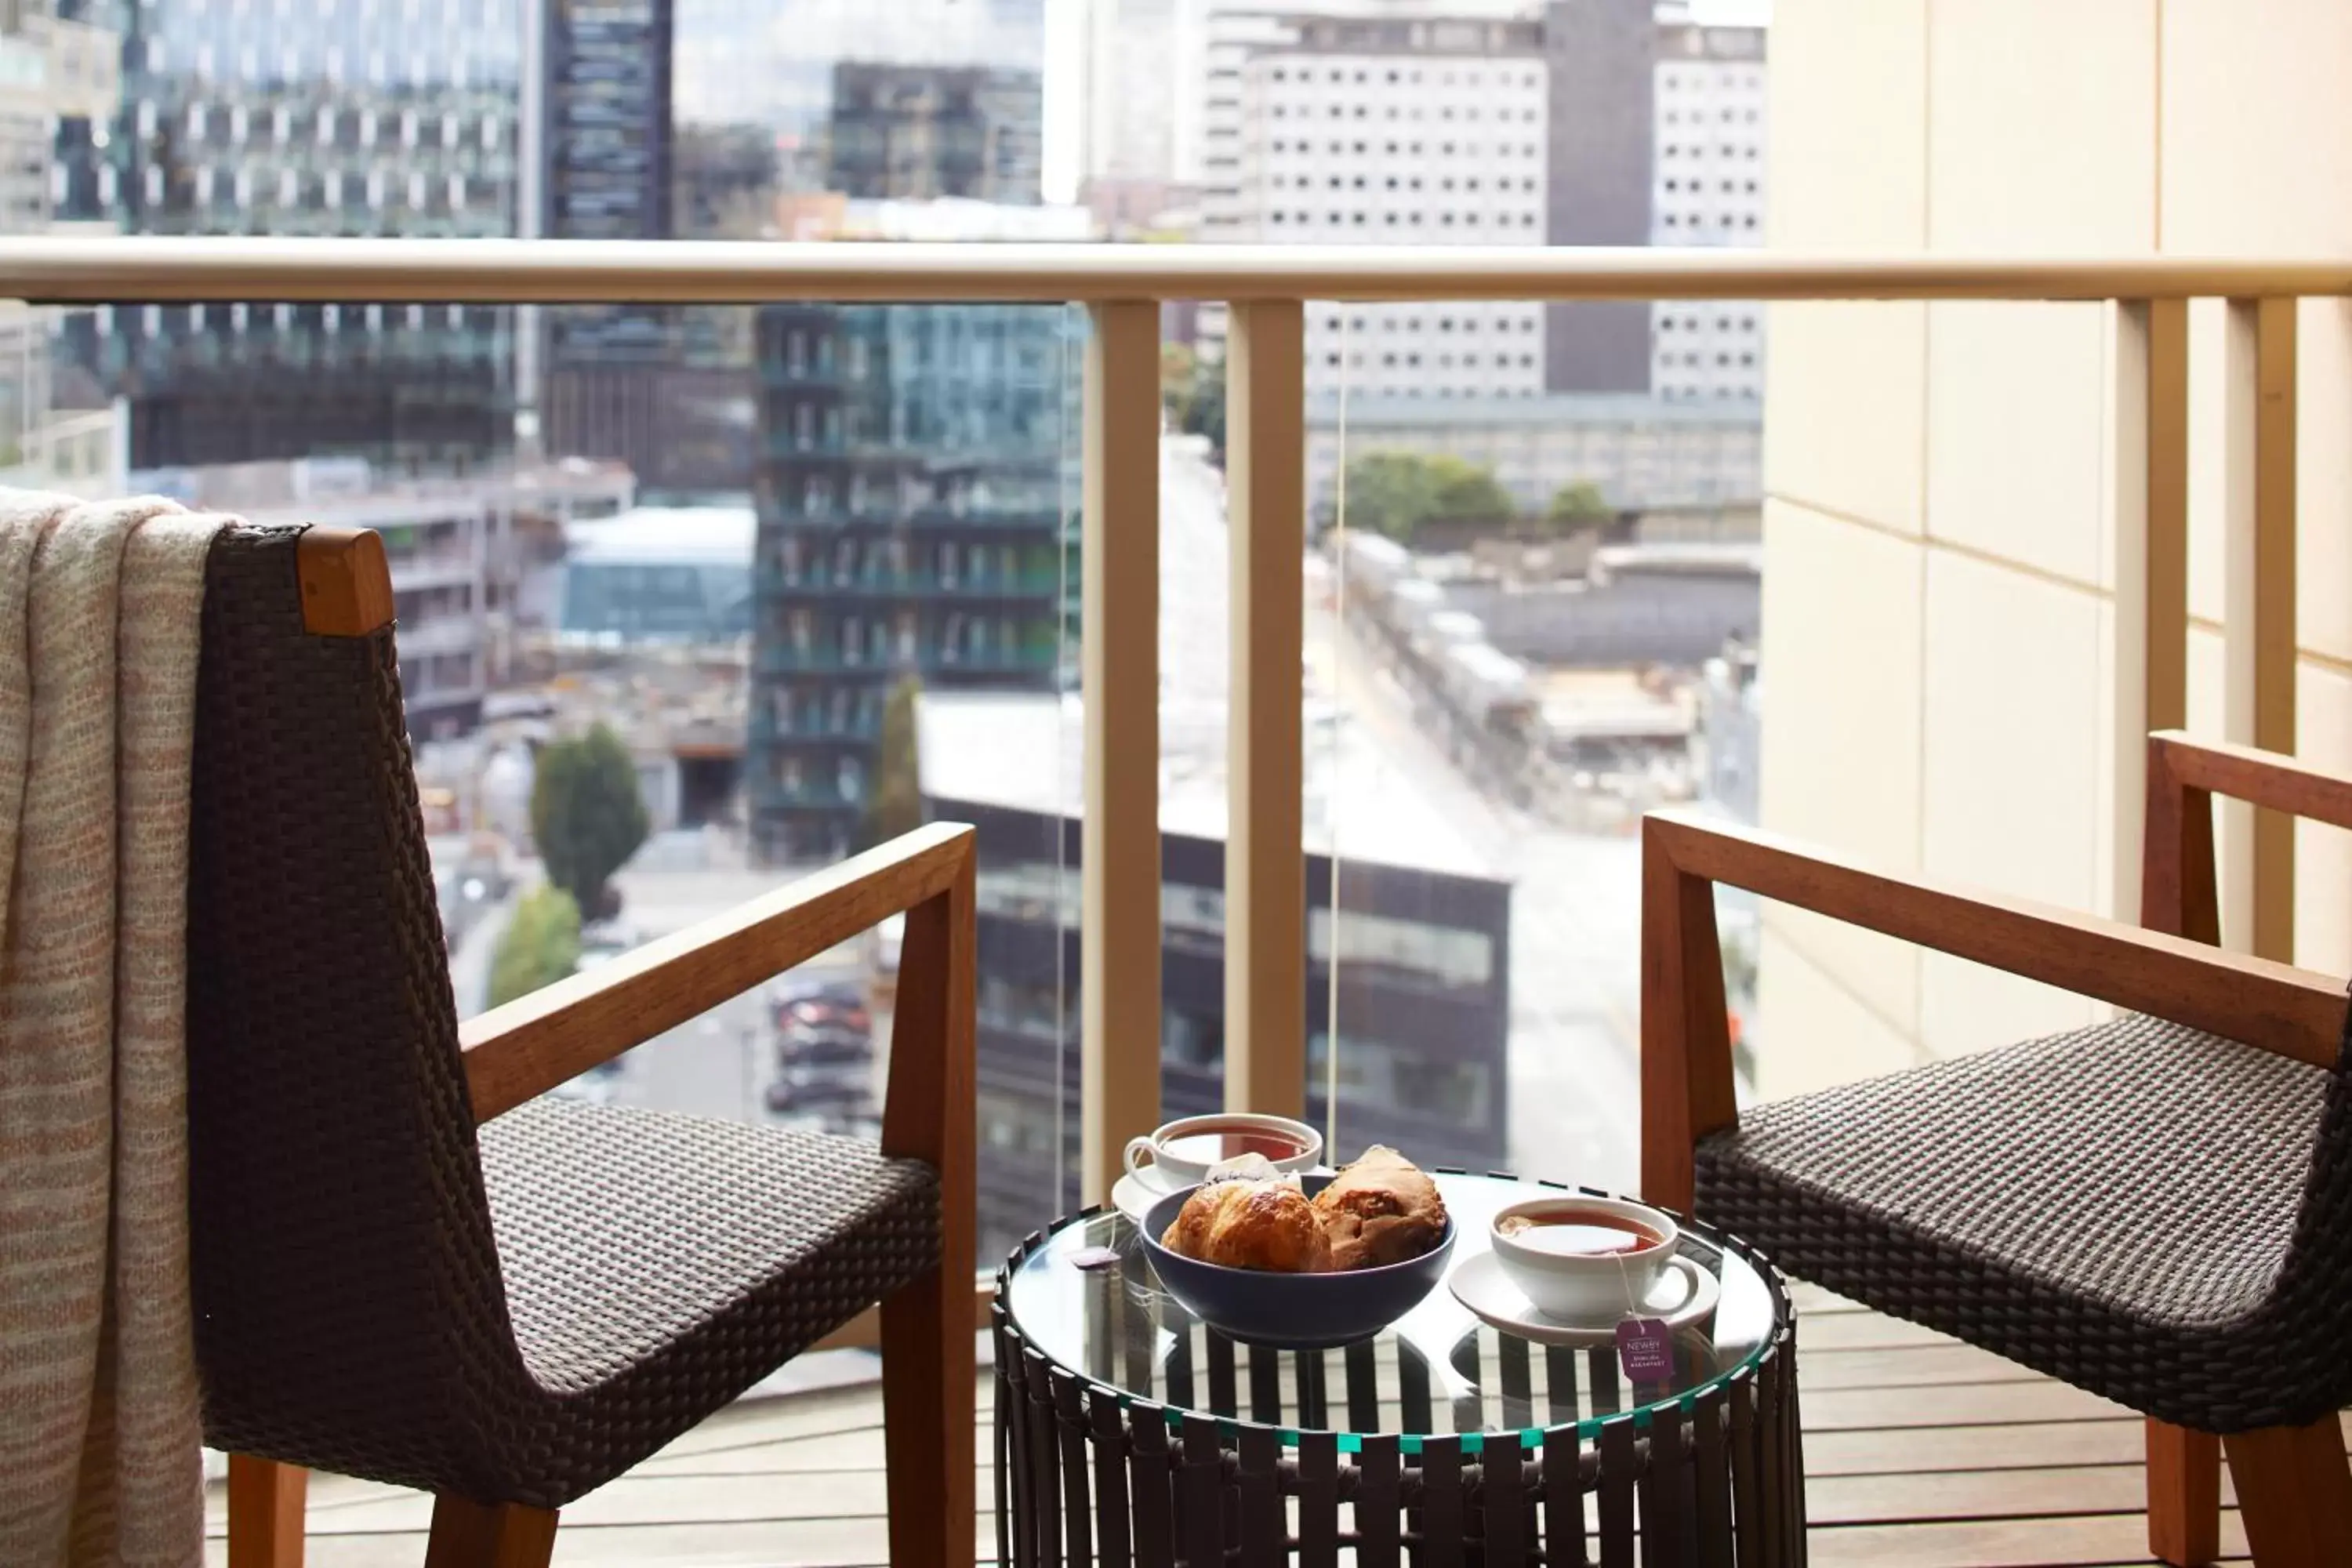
[1448,1252,1722,1347]
[1112,1169,1179,1223]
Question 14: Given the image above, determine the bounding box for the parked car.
[782,996,872,1034]
[764,1070,873,1116]
[776,1024,869,1070]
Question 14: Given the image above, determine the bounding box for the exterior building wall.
[1539,0,1651,394]
[1213,13,1549,401]
[49,0,523,470]
[140,456,633,737]
[747,303,1074,863]
[545,0,672,241]
[1076,0,1181,187]
[941,795,1512,1272]
[825,62,1043,206]
[1650,20,1766,405]
[1305,393,1762,520]
[1756,0,2352,1099]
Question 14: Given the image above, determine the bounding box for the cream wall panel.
[1764,303,1926,535]
[1918,551,2105,1055]
[1920,552,2105,907]
[2296,301,2352,665]
[1927,0,2156,252]
[2159,0,2352,255]
[1756,499,1924,1035]
[2182,300,2232,629]
[1767,0,1926,250]
[1918,949,2097,1061]
[2294,659,2352,975]
[1755,926,1922,1102]
[1763,0,1929,539]
[1926,303,2110,589]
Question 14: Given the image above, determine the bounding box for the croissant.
[1161,1178,1334,1272]
[1313,1145,1448,1269]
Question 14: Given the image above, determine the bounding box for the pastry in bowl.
[1160,1176,1334,1272]
[1313,1145,1449,1269]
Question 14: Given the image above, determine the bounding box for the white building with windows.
[1209,11,1551,399]
[1650,13,1767,403]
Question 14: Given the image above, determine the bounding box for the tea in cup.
[1123,1112,1323,1189]
[1489,1195,1681,1320]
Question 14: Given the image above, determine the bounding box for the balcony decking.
[201,1282,2316,1566]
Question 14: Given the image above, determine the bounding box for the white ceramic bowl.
[1488,1193,1680,1321]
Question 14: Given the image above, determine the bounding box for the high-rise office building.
[1206,11,1551,401]
[1649,11,1766,403]
[747,292,1074,863]
[1541,0,1654,393]
[824,62,1044,205]
[533,0,742,495]
[46,0,524,470]
[673,0,1044,147]
[543,0,672,244]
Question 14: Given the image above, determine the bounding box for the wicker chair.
[187,525,976,1568]
[1641,731,2352,1568]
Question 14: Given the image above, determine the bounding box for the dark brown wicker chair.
[187,525,977,1568]
[1640,731,2352,1568]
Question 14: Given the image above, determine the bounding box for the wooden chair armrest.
[2145,730,2352,946]
[1640,808,2347,1209]
[2150,731,2352,832]
[460,822,976,1125]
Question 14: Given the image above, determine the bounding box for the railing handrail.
[3,236,2350,304]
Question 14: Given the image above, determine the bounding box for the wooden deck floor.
[204,1285,2310,1566]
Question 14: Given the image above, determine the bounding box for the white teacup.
[1489,1194,1685,1321]
[1123,1112,1323,1190]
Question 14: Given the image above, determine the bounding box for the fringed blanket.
[0,491,227,1566]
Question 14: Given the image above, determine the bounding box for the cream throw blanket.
[1,491,227,1566]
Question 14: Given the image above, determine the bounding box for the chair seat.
[1696,1013,2344,1432]
[470,1097,939,1503]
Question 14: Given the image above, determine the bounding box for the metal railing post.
[2219,298,2299,962]
[2109,298,2190,923]
[2250,297,2300,963]
[1223,299,1308,1120]
[1080,299,1163,1203]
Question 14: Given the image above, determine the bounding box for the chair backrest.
[2273,1007,2352,1399]
[185,524,526,1487]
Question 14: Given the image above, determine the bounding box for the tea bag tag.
[1616,1318,1674,1382]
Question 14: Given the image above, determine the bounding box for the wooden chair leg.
[227,1455,307,1568]
[880,1263,977,1568]
[2223,1415,2352,1567]
[2147,1420,2220,1566]
[422,1495,559,1568]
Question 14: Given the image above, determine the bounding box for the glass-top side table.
[993,1173,1806,1567]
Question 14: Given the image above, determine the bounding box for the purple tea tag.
[1069,1246,1122,1272]
[1616,1317,1674,1382]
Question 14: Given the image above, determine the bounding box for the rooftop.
[914,687,1500,882]
[1305,390,1766,430]
[565,505,759,564]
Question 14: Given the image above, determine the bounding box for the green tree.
[1546,480,1613,532]
[1342,451,1516,544]
[858,674,925,853]
[1160,342,1197,420]
[488,886,582,1007]
[531,722,650,915]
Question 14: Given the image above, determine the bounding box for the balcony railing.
[4,234,2344,1207]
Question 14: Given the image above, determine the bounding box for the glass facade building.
[49,0,521,467]
[747,303,1075,863]
[825,62,1043,206]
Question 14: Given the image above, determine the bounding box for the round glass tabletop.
[998,1172,1789,1451]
